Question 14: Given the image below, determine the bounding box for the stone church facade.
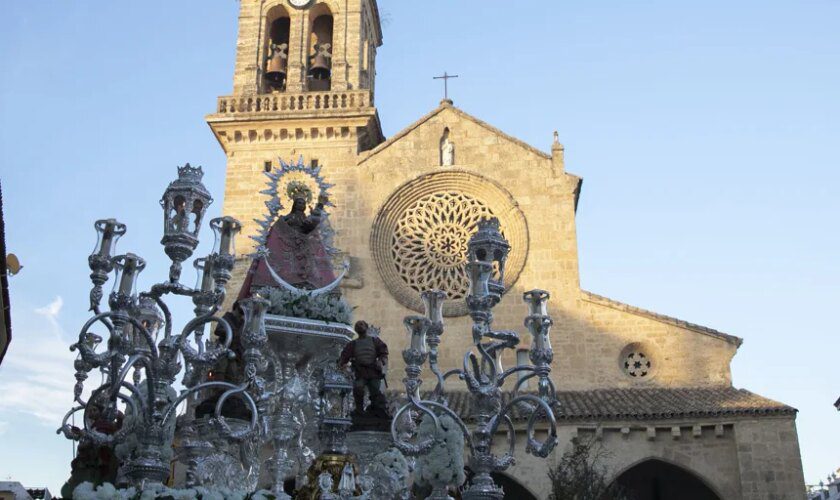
[206,1,806,498]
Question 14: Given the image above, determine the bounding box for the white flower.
[415,414,466,489]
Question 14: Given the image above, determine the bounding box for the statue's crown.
[286,180,313,203]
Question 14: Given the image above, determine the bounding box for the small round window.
[624,351,651,378]
[620,343,654,379]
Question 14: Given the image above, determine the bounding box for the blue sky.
[1,0,838,491]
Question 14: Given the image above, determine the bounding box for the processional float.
[58,160,560,500]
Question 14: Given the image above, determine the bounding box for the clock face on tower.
[288,0,313,8]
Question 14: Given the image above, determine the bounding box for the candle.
[421,290,446,325]
[99,227,114,257]
[194,257,215,293]
[404,316,428,354]
[211,217,242,257]
[466,261,492,298]
[113,254,145,296]
[93,219,125,259]
[523,290,550,316]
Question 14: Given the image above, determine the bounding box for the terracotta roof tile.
[388,387,795,422]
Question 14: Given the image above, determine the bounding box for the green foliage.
[548,437,631,500]
[260,287,353,324]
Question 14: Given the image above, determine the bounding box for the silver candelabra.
[58,165,259,489]
[392,218,559,500]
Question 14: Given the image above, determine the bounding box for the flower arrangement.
[260,287,353,324]
[414,414,466,492]
[363,447,411,498]
[72,483,276,500]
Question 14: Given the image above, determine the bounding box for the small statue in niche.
[338,321,390,421]
[440,128,454,166]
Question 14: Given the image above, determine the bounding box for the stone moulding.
[370,170,529,316]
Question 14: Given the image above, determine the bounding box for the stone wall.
[734,418,807,500]
[493,417,804,500]
[215,101,739,391]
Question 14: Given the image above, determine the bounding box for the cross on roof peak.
[433,72,459,101]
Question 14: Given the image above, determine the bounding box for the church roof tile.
[390,387,795,423]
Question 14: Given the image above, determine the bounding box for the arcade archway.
[611,459,721,500]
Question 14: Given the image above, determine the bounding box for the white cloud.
[0,421,8,435]
[35,296,63,321]
[0,296,79,425]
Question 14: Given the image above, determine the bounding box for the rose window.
[392,192,498,300]
[623,351,652,378]
[371,171,529,316]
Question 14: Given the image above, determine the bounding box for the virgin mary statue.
[238,186,336,300]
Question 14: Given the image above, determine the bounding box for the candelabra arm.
[391,397,475,457]
[56,405,85,440]
[492,394,558,459]
[142,293,173,339]
[148,281,201,300]
[57,387,139,446]
[115,355,154,406]
[89,301,115,335]
[72,312,121,368]
[477,342,499,380]
[497,365,536,388]
[161,381,257,440]
[177,312,233,371]
[464,352,485,389]
[497,414,516,464]
[433,368,465,398]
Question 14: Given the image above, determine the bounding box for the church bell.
[308,43,332,81]
[265,43,288,88]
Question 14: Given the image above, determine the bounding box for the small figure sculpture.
[318,472,337,499]
[441,130,454,166]
[339,321,389,419]
[239,186,336,299]
[338,463,356,496]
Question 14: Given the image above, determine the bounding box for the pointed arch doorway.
[611,459,721,500]
[491,472,539,500]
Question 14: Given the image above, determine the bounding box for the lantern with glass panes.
[318,366,353,454]
[159,164,212,283]
[465,217,510,297]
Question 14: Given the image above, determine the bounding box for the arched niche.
[263,4,290,92]
[307,3,334,91]
[610,458,723,500]
[490,473,539,500]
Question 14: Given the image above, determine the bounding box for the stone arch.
[608,457,724,500]
[307,3,334,90]
[491,472,539,500]
[262,3,291,92]
[370,170,529,316]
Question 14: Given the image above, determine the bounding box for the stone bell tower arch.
[207,0,385,258]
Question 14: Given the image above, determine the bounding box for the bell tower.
[207,0,384,256]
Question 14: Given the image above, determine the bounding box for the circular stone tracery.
[624,351,652,378]
[371,171,529,316]
[393,192,497,299]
